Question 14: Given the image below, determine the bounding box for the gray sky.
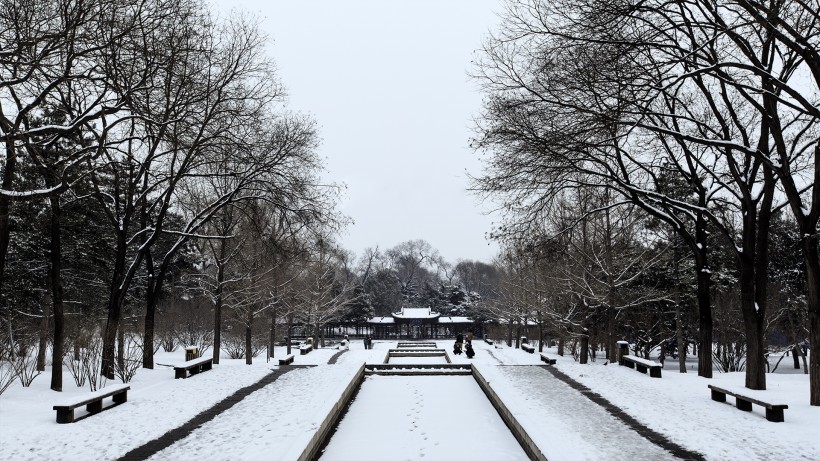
[217,0,504,264]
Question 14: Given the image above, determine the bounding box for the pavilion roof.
[392,307,440,320]
[437,316,473,324]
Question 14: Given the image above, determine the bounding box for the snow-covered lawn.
[0,340,817,461]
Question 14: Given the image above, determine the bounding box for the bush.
[114,333,143,383]
[66,334,106,391]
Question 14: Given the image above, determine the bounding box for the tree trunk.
[792,345,801,370]
[117,325,125,372]
[676,303,687,373]
[286,314,293,356]
[102,233,128,379]
[245,312,253,365]
[802,232,820,404]
[557,336,564,356]
[212,262,225,365]
[659,342,665,365]
[269,308,276,358]
[48,194,65,392]
[579,327,589,364]
[141,245,160,370]
[740,209,766,390]
[691,209,714,378]
[695,258,713,378]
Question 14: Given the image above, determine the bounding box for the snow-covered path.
[478,364,673,460]
[320,375,528,461]
[144,363,363,461]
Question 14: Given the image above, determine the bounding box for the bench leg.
[650,367,662,378]
[56,408,75,424]
[175,369,186,379]
[623,361,634,369]
[202,362,212,371]
[190,366,200,375]
[736,398,752,412]
[113,391,128,404]
[710,389,726,402]
[766,407,784,422]
[636,364,647,374]
[86,400,103,414]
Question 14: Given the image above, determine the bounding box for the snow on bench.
[299,344,313,355]
[53,384,130,424]
[279,354,295,365]
[174,356,213,379]
[539,353,556,365]
[521,343,535,353]
[620,355,662,378]
[708,384,788,422]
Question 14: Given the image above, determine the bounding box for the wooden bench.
[174,356,213,379]
[279,354,295,365]
[484,338,494,345]
[521,343,535,353]
[708,384,788,422]
[299,344,313,355]
[621,354,662,378]
[540,353,556,365]
[53,384,130,423]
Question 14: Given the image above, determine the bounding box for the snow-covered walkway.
[320,374,528,461]
[477,364,678,460]
[1,339,817,461]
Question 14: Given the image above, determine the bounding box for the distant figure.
[453,341,463,355]
[456,332,464,344]
[466,329,473,343]
[465,342,475,359]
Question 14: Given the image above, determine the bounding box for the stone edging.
[297,363,366,461]
[471,365,548,461]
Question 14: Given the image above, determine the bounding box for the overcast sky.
[216,0,504,264]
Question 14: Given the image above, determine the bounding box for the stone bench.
[540,353,556,365]
[621,354,662,378]
[708,384,788,422]
[279,353,295,365]
[174,356,213,379]
[521,343,535,353]
[53,384,130,423]
[299,344,313,355]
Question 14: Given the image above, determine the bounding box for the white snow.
[1,341,817,461]
[320,375,527,460]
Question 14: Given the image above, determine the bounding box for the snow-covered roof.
[366,316,395,324]
[437,316,473,324]
[392,307,440,320]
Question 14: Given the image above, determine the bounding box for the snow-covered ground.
[320,375,528,461]
[0,339,817,460]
